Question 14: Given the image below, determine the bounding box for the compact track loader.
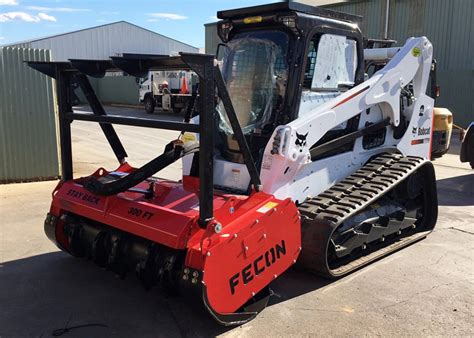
[29,2,438,325]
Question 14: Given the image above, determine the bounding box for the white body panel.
[181,116,252,192]
[364,47,401,61]
[260,37,434,202]
[139,78,151,101]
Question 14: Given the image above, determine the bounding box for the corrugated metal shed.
[319,0,386,38]
[323,0,473,127]
[5,21,198,61]
[205,23,220,55]
[0,47,59,183]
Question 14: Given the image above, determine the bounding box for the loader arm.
[261,37,434,201]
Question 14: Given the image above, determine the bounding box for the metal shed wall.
[0,47,59,183]
[9,21,198,61]
[91,76,140,105]
[324,0,474,127]
[205,23,221,55]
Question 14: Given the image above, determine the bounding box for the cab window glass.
[303,34,358,91]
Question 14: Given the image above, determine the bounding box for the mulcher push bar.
[64,112,201,133]
[74,73,128,162]
[27,52,260,227]
[84,142,199,196]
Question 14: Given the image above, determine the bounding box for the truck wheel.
[468,134,474,169]
[144,96,155,114]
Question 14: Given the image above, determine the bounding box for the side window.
[303,40,317,88]
[303,33,358,91]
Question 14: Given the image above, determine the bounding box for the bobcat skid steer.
[29,1,438,326]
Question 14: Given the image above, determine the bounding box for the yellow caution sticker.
[257,201,279,214]
[182,132,196,143]
[412,47,421,57]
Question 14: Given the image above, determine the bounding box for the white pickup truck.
[139,70,197,114]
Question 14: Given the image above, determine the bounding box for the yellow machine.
[431,107,453,158]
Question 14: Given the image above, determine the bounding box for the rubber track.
[298,153,434,278]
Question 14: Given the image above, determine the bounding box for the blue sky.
[0,0,281,47]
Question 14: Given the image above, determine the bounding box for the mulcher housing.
[30,1,438,326]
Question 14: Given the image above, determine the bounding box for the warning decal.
[257,201,279,213]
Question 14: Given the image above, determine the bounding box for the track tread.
[298,153,436,278]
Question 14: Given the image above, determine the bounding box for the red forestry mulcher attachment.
[29,1,438,325]
[31,50,302,325]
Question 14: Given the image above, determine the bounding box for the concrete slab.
[1,106,473,337]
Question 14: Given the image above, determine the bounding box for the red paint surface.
[48,163,302,316]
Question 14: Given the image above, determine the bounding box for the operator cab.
[209,2,365,192]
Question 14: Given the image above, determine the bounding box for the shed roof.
[3,21,197,50]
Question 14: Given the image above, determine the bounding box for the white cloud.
[149,12,187,20]
[0,12,40,22]
[26,6,89,12]
[38,12,56,22]
[209,15,218,21]
[0,0,18,6]
[0,11,57,22]
[0,36,5,40]
[146,18,159,22]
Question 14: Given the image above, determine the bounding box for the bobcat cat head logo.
[295,132,308,147]
[412,126,417,136]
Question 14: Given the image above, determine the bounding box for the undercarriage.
[299,153,437,277]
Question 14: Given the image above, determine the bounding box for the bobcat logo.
[412,126,417,136]
[295,132,308,147]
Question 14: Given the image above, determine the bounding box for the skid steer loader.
[29,2,438,325]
